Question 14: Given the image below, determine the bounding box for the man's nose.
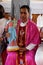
[22,13,25,16]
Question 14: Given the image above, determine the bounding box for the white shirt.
[37,15,43,28]
[20,22,27,27]
[0,18,7,37]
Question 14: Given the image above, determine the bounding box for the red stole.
[17,25,26,65]
[17,25,26,47]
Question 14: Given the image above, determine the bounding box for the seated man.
[5,5,40,65]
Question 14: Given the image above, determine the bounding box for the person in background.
[11,0,30,20]
[0,5,9,65]
[35,14,43,65]
[5,5,40,65]
[0,28,9,54]
[37,14,43,31]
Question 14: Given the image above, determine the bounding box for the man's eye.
[24,12,26,14]
[20,12,26,14]
[20,12,23,14]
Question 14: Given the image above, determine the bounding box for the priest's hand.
[19,47,27,52]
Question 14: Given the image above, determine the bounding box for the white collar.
[20,21,27,27]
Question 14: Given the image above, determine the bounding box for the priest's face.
[20,8,29,23]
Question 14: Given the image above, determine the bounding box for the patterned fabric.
[17,25,26,47]
[5,19,40,65]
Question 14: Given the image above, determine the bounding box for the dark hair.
[20,5,30,12]
[0,5,5,19]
